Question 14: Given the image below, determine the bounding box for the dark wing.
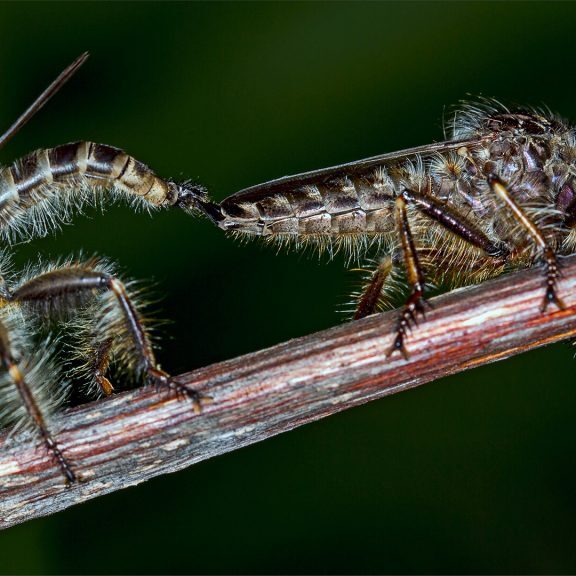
[224,136,488,202]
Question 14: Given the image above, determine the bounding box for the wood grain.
[2,255,576,529]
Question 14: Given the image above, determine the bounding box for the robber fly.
[195,98,576,358]
[0,54,207,484]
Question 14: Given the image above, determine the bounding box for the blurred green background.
[1,2,576,574]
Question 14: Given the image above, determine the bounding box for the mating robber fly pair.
[2,53,574,484]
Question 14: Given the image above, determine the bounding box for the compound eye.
[556,182,575,213]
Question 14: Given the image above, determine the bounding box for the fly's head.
[552,128,576,229]
[557,178,576,228]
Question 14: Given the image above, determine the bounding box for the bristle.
[238,230,393,268]
[14,254,115,319]
[0,305,66,434]
[67,273,155,397]
[563,228,576,252]
[342,256,405,318]
[0,141,192,245]
[448,97,511,139]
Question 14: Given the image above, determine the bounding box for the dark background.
[1,2,576,574]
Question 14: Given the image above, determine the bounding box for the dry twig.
[2,256,576,529]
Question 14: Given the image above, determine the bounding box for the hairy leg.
[10,260,202,410]
[0,313,75,483]
[386,196,428,359]
[379,189,509,358]
[487,174,564,311]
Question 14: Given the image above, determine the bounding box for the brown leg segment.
[488,175,565,311]
[11,265,203,409]
[354,189,507,325]
[387,196,428,360]
[401,189,508,257]
[354,257,394,320]
[106,277,202,411]
[369,189,511,359]
[93,337,114,396]
[0,327,75,483]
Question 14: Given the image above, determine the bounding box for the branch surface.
[3,256,576,529]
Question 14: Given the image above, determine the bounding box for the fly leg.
[386,195,429,360]
[0,321,76,483]
[400,189,508,259]
[355,186,509,323]
[10,261,203,411]
[384,189,510,359]
[487,175,565,311]
[353,256,395,320]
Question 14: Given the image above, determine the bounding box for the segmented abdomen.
[220,167,398,236]
[0,142,180,242]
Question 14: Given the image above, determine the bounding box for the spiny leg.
[356,188,509,318]
[384,189,509,358]
[10,261,203,410]
[354,256,395,320]
[400,189,508,258]
[387,195,428,360]
[0,320,75,483]
[105,275,202,409]
[488,175,565,311]
[92,337,114,396]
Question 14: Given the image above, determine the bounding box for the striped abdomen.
[219,167,399,237]
[2,141,179,208]
[0,142,192,242]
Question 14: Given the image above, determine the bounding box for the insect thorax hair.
[0,303,65,435]
[0,252,157,436]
